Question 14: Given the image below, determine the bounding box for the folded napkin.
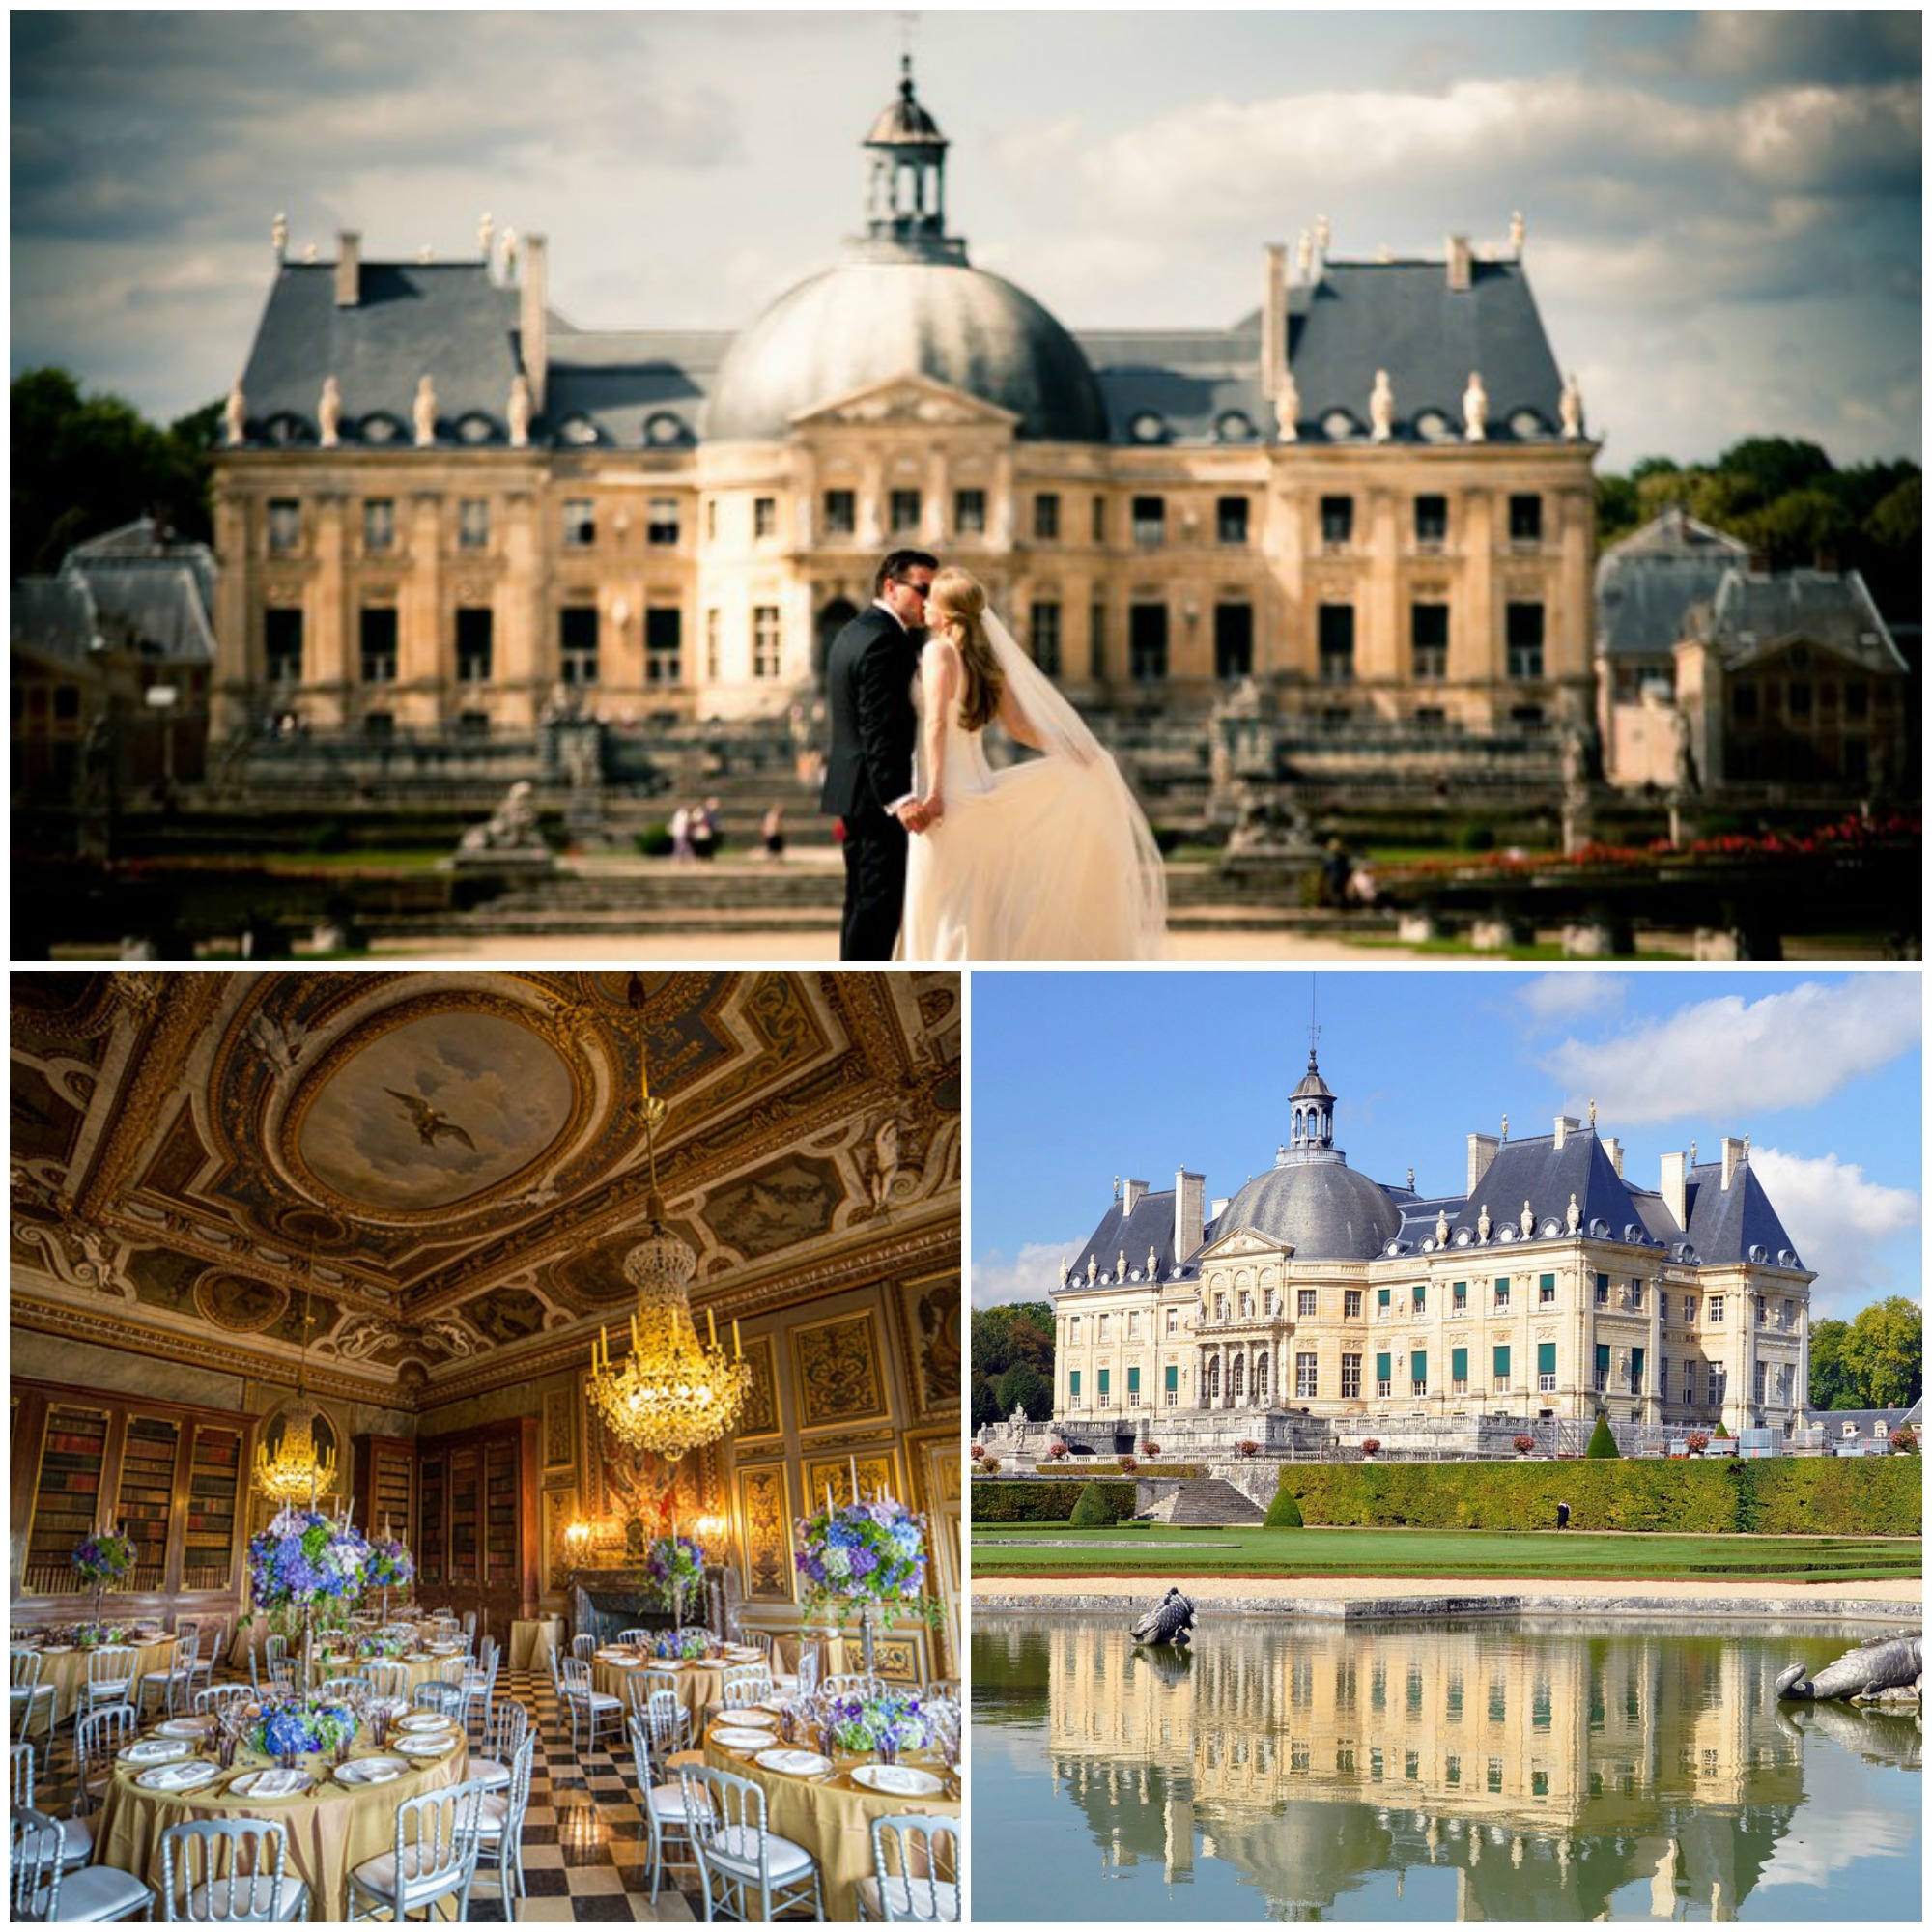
[252,1769,307,1797]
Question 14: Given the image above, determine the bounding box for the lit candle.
[732,1319,742,1359]
[707,1309,718,1349]
[600,1323,609,1369]
[848,1455,858,1500]
[824,1485,833,1515]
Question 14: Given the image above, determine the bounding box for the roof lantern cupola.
[1284,1047,1341,1165]
[859,57,964,264]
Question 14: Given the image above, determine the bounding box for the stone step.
[1151,1479,1269,1528]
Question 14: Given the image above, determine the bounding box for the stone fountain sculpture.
[1775,1633,1920,1704]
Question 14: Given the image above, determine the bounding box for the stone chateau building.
[211,60,1596,750]
[1035,1043,1811,1454]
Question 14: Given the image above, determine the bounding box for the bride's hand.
[918,792,945,828]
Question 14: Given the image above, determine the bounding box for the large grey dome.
[1218,1161,1401,1262]
[705,259,1110,444]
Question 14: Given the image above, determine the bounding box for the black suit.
[821,605,919,961]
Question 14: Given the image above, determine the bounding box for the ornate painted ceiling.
[11,970,962,1411]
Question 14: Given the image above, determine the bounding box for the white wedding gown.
[899,668,1167,961]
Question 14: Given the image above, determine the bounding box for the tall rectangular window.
[362,498,395,553]
[559,606,598,686]
[1341,1353,1362,1399]
[1297,1290,1318,1318]
[1537,1341,1557,1393]
[1411,1350,1428,1397]
[645,607,682,685]
[264,607,303,682]
[1217,497,1249,545]
[1539,1272,1557,1305]
[359,607,397,684]
[1507,602,1546,679]
[456,608,494,685]
[1320,496,1353,545]
[1708,1362,1724,1406]
[647,497,680,545]
[1595,1342,1611,1392]
[822,489,856,537]
[1089,603,1106,679]
[1596,1273,1611,1306]
[1069,1370,1080,1404]
[1129,604,1168,682]
[1451,1347,1468,1393]
[1091,496,1106,543]
[1319,605,1355,684]
[1630,1346,1645,1395]
[1126,1366,1141,1405]
[1376,1351,1392,1399]
[1412,603,1449,682]
[1214,603,1254,681]
[1452,1280,1467,1312]
[1030,602,1062,677]
[704,609,721,682]
[1034,492,1060,541]
[753,605,781,680]
[562,498,595,548]
[457,498,490,549]
[753,496,777,540]
[1343,1290,1363,1320]
[1097,1367,1110,1404]
[1414,495,1447,545]
[1412,1285,1427,1314]
[1494,1277,1510,1308]
[1509,494,1544,542]
[889,489,922,535]
[1131,496,1165,545]
[953,488,986,536]
[1296,1353,1318,1398]
[267,500,301,554]
[1492,1344,1511,1392]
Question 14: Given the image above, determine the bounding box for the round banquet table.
[24,1636,179,1724]
[701,1717,959,1920]
[773,1632,852,1678]
[593,1653,730,1728]
[93,1724,468,1921]
[311,1647,465,1699]
[509,1616,565,1672]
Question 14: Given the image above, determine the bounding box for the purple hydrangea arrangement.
[72,1530,136,1586]
[652,1626,713,1661]
[644,1534,706,1623]
[247,1697,355,1766]
[247,1508,372,1611]
[362,1537,415,1592]
[794,1496,929,1612]
[827,1688,928,1763]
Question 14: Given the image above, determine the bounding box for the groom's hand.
[893,798,930,834]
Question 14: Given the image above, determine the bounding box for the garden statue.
[458,780,548,856]
[1130,1586,1197,1650]
[1775,1634,1919,1703]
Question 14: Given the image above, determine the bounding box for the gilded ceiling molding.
[73,975,231,1222]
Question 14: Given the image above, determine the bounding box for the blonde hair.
[928,567,1003,732]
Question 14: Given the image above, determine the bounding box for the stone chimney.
[1122,1178,1148,1215]
[521,232,549,411]
[1604,1137,1624,1178]
[1552,1115,1580,1151]
[335,231,361,308]
[1261,243,1288,404]
[1719,1136,1747,1190]
[1467,1133,1499,1193]
[1173,1169,1205,1266]
[1660,1151,1687,1231]
[1447,234,1472,293]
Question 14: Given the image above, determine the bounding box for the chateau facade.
[1048,1047,1811,1443]
[210,62,1596,747]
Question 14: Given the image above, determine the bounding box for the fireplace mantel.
[568,1564,740,1640]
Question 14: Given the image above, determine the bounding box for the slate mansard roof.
[11,518,215,668]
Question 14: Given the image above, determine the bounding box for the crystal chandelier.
[585,977,752,1463]
[254,1258,337,1506]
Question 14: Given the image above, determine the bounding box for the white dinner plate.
[156,1717,213,1738]
[753,1747,833,1777]
[136,1761,222,1793]
[395,1738,455,1758]
[397,1714,452,1732]
[710,1726,775,1749]
[849,1762,946,1796]
[335,1757,408,1785]
[227,1769,311,1799]
[120,1739,190,1764]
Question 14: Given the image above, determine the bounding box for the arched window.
[1207,1357,1220,1401]
[1255,1354,1270,1400]
[1232,1355,1246,1400]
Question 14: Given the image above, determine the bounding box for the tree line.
[972,1292,1920,1425]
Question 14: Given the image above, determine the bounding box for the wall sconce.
[565,1519,591,1557]
[1183,603,1201,628]
[695,1512,730,1552]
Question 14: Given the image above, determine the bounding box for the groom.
[822,550,941,960]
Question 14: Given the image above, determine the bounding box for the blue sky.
[969,969,1922,1323]
[11,8,1920,464]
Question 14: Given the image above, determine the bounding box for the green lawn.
[970,1523,1921,1585]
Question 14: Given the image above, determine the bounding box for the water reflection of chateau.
[1017,1621,1806,1920]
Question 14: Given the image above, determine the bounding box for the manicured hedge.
[972,1480,1138,1523]
[1270,1457,1919,1535]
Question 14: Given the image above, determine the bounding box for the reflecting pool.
[972,1617,1920,1921]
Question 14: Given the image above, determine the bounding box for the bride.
[898,567,1167,960]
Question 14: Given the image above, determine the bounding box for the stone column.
[310,492,349,721]
[1363,486,1398,698]
[1464,487,1498,720]
[406,493,445,719]
[500,487,540,724]
[211,481,254,739]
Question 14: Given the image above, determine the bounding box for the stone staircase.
[1141,1479,1269,1528]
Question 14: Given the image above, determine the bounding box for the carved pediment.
[792,372,1020,433]
[1198,1226,1292,1263]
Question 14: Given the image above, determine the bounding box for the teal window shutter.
[1411,1350,1428,1383]
[1413,1285,1426,1311]
[1069,1370,1081,1400]
[1595,1343,1610,1375]
[1493,1345,1510,1379]
[1378,1287,1391,1308]
[1537,1342,1556,1376]
[1098,1368,1110,1397]
[1376,1352,1391,1383]
[1452,1347,1468,1382]
[1164,1365,1178,1393]
[1127,1366,1141,1395]
[1540,1272,1556,1293]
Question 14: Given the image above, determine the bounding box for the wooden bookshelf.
[184,1425,242,1593]
[22,1404,110,1596]
[413,1416,538,1641]
[351,1434,415,1551]
[417,1453,446,1590]
[484,1437,518,1586]
[448,1448,481,1586]
[116,1415,182,1592]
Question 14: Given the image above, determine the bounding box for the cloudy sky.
[970,969,1922,1323]
[11,7,1921,465]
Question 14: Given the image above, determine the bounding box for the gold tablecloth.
[773,1633,851,1678]
[312,1648,463,1700]
[508,1617,565,1672]
[591,1655,729,1728]
[702,1720,958,1920]
[25,1637,179,1724]
[94,1729,467,1921]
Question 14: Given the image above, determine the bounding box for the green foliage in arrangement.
[1584,1414,1622,1459]
[1264,1489,1304,1528]
[1264,1457,1919,1536]
[971,1481,1137,1524]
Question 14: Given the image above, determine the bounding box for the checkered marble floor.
[30,1666,703,1922]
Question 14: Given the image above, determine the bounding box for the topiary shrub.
[1584,1413,1621,1459]
[636,823,675,858]
[1264,1488,1304,1528]
[1714,1420,1730,1438]
[1069,1481,1119,1527]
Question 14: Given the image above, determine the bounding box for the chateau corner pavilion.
[11,968,961,1921]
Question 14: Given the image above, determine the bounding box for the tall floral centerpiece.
[645,1533,706,1637]
[72,1528,136,1629]
[246,1505,373,1691]
[794,1491,938,1675]
[362,1533,415,1625]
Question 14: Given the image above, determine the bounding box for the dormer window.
[1129,412,1166,443]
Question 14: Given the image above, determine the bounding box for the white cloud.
[1748,1148,1920,1320]
[1515,973,1628,1027]
[1539,976,1921,1125]
[972,1241,1069,1311]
